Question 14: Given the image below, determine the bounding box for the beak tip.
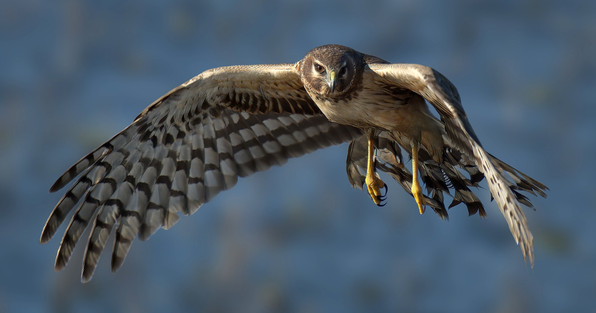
[328,83,335,93]
[327,71,337,92]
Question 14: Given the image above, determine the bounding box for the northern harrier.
[41,44,548,282]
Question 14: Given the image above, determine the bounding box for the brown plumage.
[42,44,548,282]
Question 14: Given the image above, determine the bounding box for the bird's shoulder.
[362,53,390,65]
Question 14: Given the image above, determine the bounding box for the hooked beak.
[326,71,337,93]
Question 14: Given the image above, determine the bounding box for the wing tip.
[110,254,126,274]
[49,178,67,193]
[521,245,535,269]
[81,264,96,284]
[40,218,60,245]
[54,254,68,272]
[39,231,52,245]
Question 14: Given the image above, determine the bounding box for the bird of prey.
[41,44,548,282]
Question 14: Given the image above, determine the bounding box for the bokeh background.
[1,0,595,312]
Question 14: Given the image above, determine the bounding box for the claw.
[412,179,425,214]
[375,190,387,207]
[377,185,388,202]
[366,175,387,206]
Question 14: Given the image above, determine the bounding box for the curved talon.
[374,192,387,207]
[380,184,388,197]
[366,176,387,206]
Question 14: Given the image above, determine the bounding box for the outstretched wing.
[41,63,363,282]
[367,63,547,265]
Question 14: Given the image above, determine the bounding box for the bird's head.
[300,44,364,99]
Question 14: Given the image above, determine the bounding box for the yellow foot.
[411,141,425,214]
[366,174,387,206]
[364,129,387,206]
[411,180,425,214]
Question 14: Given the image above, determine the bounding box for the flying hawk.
[41,44,548,282]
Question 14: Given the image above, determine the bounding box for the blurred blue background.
[1,0,595,312]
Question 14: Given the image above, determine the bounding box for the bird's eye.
[314,63,325,74]
[339,66,348,77]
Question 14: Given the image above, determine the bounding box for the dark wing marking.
[367,63,548,265]
[42,63,362,282]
